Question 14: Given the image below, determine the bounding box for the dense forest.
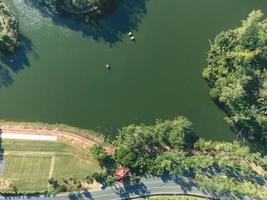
[203,10,267,145]
[91,117,267,199]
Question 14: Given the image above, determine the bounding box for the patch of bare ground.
[0,178,9,190]
[249,163,267,176]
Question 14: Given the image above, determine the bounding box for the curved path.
[0,126,114,153]
[0,177,220,200]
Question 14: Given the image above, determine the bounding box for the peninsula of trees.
[203,10,267,145]
[91,117,267,199]
[0,0,19,54]
[44,0,117,21]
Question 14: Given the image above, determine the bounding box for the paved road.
[0,177,220,200]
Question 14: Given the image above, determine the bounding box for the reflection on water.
[9,0,52,27]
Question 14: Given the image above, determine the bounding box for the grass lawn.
[2,156,51,192]
[53,155,102,179]
[0,139,102,193]
[1,140,82,153]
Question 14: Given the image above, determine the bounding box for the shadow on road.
[66,191,94,200]
[173,176,198,193]
[111,182,150,199]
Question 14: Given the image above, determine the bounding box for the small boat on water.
[106,64,111,70]
[128,32,136,41]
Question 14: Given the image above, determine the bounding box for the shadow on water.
[0,129,4,180]
[23,0,149,45]
[0,65,13,87]
[0,35,36,87]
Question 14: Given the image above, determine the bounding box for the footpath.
[0,126,114,153]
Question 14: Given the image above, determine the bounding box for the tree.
[105,175,116,186]
[203,10,267,145]
[9,184,18,194]
[85,175,94,184]
[92,172,107,182]
[163,117,197,149]
[114,146,138,168]
[114,117,197,151]
[91,144,108,164]
[0,1,19,54]
[48,177,59,188]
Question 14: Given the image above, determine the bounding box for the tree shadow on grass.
[23,0,149,46]
[0,35,37,87]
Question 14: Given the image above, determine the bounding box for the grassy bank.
[0,120,104,143]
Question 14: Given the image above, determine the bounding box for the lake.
[1,0,267,139]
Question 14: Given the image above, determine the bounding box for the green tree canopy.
[203,10,267,145]
[113,116,197,150]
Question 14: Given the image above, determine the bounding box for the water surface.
[1,0,267,139]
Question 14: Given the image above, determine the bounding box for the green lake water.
[1,0,267,139]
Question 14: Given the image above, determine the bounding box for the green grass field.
[3,156,51,191]
[0,140,102,193]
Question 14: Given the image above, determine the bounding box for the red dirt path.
[0,126,115,153]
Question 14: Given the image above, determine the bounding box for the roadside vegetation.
[203,10,267,145]
[91,117,267,199]
[0,0,19,54]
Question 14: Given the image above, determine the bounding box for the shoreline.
[0,121,114,153]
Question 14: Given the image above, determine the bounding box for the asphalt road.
[0,176,233,200]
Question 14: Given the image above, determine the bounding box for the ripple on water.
[10,0,53,28]
[10,0,73,37]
